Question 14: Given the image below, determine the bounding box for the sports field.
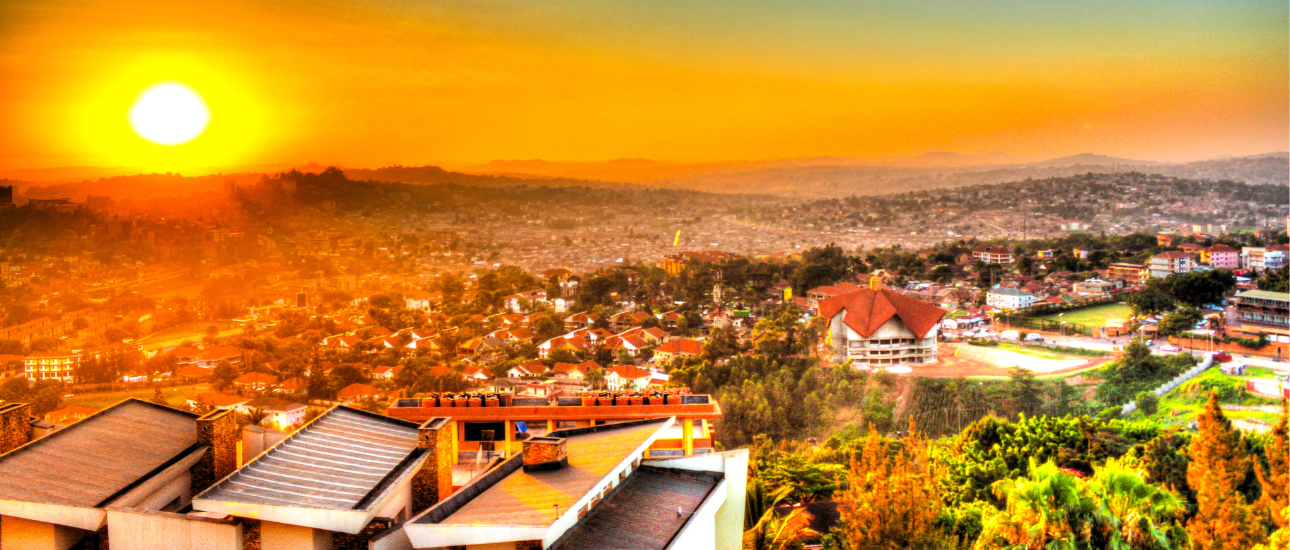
[1035,303,1132,327]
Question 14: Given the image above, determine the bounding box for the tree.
[1136,391,1160,416]
[1186,392,1265,549]
[1128,278,1176,317]
[1164,270,1236,308]
[210,360,239,390]
[975,460,1093,549]
[151,387,170,407]
[1255,401,1288,528]
[837,425,947,549]
[1007,368,1043,419]
[1086,458,1189,549]
[1158,307,1203,337]
[584,367,606,390]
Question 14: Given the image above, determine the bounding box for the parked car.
[1025,333,1045,342]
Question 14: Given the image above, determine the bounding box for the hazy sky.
[0,0,1285,171]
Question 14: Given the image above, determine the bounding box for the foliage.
[1135,391,1160,416]
[1162,270,1236,309]
[1127,278,1176,316]
[1095,339,1193,407]
[837,426,948,549]
[1255,401,1288,528]
[1157,307,1203,337]
[1185,392,1265,549]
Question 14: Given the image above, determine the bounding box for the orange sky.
[0,0,1285,172]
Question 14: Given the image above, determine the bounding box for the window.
[462,422,506,442]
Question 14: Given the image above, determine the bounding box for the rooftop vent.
[522,436,568,472]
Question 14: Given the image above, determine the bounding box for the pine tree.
[1186,391,1265,549]
[837,424,946,549]
[1255,400,1288,528]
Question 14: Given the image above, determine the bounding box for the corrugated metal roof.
[552,467,722,550]
[0,399,197,508]
[197,407,420,511]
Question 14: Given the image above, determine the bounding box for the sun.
[127,82,211,145]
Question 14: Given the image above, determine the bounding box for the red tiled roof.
[807,282,863,297]
[279,377,308,391]
[609,365,651,379]
[337,383,382,399]
[655,338,704,356]
[817,289,947,339]
[232,372,278,385]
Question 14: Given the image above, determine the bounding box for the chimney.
[522,436,567,472]
[0,403,32,455]
[412,417,455,512]
[192,409,239,495]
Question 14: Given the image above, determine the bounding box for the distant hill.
[1027,153,1155,168]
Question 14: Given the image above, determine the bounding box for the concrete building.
[820,288,946,367]
[1149,251,1193,279]
[1106,262,1149,286]
[986,287,1036,310]
[1232,289,1289,342]
[0,400,224,550]
[387,418,747,550]
[972,246,1015,267]
[1202,244,1239,270]
[23,352,79,383]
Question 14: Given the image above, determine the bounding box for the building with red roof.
[818,288,946,367]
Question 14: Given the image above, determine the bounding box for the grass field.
[137,320,244,351]
[1036,303,1132,327]
[64,383,211,411]
[1134,367,1283,429]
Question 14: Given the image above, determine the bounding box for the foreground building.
[819,286,947,367]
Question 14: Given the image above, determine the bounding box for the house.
[1202,244,1240,270]
[1157,233,1178,246]
[277,376,308,394]
[0,400,211,550]
[606,364,652,390]
[507,360,547,378]
[563,312,600,331]
[372,365,404,380]
[194,346,243,368]
[503,289,548,313]
[820,288,946,367]
[236,396,307,429]
[1149,251,1193,278]
[552,361,597,380]
[972,246,1015,267]
[390,418,747,550]
[231,372,279,391]
[186,392,250,410]
[986,287,1036,309]
[653,338,704,363]
[192,407,449,548]
[1073,246,1092,260]
[806,282,864,303]
[174,364,212,381]
[23,351,78,383]
[43,404,98,425]
[1036,249,1055,260]
[337,383,383,402]
[1106,263,1149,286]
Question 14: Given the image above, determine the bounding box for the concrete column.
[546,419,555,434]
[412,418,455,513]
[682,418,694,456]
[193,409,239,495]
[503,420,514,457]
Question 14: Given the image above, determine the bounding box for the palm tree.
[1086,458,1188,550]
[976,459,1094,550]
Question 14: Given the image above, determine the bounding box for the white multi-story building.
[23,352,78,383]
[820,288,946,367]
[1149,251,1193,279]
[986,287,1036,310]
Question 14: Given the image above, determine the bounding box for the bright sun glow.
[128,82,210,145]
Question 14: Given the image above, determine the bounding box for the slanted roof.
[425,420,665,529]
[551,467,723,550]
[193,407,426,532]
[818,289,946,339]
[0,399,197,508]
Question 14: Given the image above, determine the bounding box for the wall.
[1169,336,1289,359]
[103,509,242,550]
[643,449,748,550]
[261,521,332,550]
[0,515,88,550]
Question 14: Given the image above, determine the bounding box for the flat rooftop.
[422,420,662,528]
[552,467,723,550]
[0,399,197,508]
[196,407,421,511]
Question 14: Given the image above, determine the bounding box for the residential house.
[43,404,98,425]
[186,392,250,410]
[236,396,307,430]
[606,365,652,391]
[337,383,383,402]
[986,287,1036,310]
[972,246,1015,267]
[1106,263,1149,286]
[654,338,704,363]
[232,372,279,392]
